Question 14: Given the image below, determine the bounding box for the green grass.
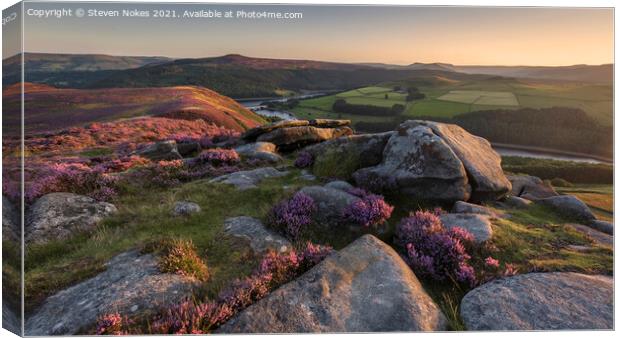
[24,169,316,311]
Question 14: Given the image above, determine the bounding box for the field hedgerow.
[158,239,210,281]
[342,188,394,227]
[395,210,477,287]
[267,192,317,240]
[96,242,333,335]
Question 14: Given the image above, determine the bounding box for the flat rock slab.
[218,235,447,333]
[452,201,497,218]
[440,213,493,243]
[460,272,613,330]
[25,250,196,336]
[257,126,353,150]
[567,223,613,247]
[26,192,117,244]
[224,216,291,254]
[537,195,595,222]
[209,167,288,190]
[3,302,20,336]
[502,196,532,209]
[590,220,613,235]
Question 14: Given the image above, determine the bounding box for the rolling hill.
[2,83,265,135]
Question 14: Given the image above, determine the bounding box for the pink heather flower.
[342,189,394,228]
[268,192,316,240]
[485,256,500,269]
[397,210,476,287]
[197,148,240,165]
[503,263,519,277]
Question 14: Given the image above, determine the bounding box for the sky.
[4,2,614,66]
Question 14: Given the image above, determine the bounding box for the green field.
[291,78,612,127]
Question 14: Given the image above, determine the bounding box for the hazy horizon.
[3,3,614,67]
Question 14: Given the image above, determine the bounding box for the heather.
[396,210,477,287]
[342,188,394,228]
[95,242,333,334]
[267,192,317,240]
[294,151,313,168]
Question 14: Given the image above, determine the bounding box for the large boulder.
[134,140,182,161]
[460,272,612,330]
[224,216,291,254]
[305,132,394,179]
[353,124,471,202]
[235,142,282,163]
[537,195,596,222]
[257,126,354,150]
[25,250,197,335]
[439,213,493,243]
[507,175,558,200]
[403,121,511,201]
[2,196,19,241]
[298,186,360,225]
[209,167,288,190]
[218,235,447,333]
[25,193,117,244]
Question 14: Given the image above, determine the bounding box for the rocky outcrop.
[25,193,117,244]
[439,213,493,243]
[242,120,312,140]
[460,272,612,330]
[25,250,197,335]
[353,124,471,202]
[235,142,282,163]
[508,175,558,200]
[172,201,201,216]
[241,119,353,151]
[400,121,511,201]
[305,132,394,179]
[218,235,447,333]
[537,195,595,222]
[224,216,291,254]
[209,167,288,190]
[298,185,360,225]
[134,140,182,161]
[2,196,19,241]
[176,141,201,157]
[257,126,353,150]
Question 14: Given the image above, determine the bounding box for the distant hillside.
[2,83,265,135]
[3,52,171,72]
[2,53,172,86]
[364,61,612,84]
[454,64,613,84]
